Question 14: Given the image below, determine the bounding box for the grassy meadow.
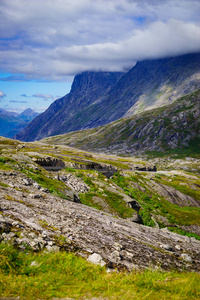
[0,243,200,300]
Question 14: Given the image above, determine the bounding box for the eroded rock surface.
[0,170,200,272]
[147,180,200,207]
[33,156,65,170]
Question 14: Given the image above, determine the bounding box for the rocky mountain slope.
[15,72,123,141]
[0,108,39,138]
[42,89,200,155]
[15,52,200,142]
[0,137,200,271]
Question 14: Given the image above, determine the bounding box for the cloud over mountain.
[0,0,200,80]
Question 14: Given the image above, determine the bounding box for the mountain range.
[0,108,39,138]
[42,89,200,155]
[15,52,200,144]
[1,52,200,289]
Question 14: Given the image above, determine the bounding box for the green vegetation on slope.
[0,154,72,200]
[1,137,200,240]
[42,89,200,157]
[76,170,133,218]
[1,243,200,300]
[22,167,71,199]
[111,173,200,236]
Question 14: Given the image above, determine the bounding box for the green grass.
[79,192,104,211]
[111,173,200,228]
[0,181,9,188]
[103,190,133,218]
[0,156,17,170]
[22,167,71,200]
[157,177,200,202]
[111,173,156,226]
[0,243,200,300]
[76,171,133,218]
[167,227,200,241]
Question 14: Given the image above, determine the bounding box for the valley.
[0,137,200,274]
[1,53,200,300]
[1,1,200,298]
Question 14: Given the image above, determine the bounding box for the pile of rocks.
[0,171,50,193]
[60,173,90,193]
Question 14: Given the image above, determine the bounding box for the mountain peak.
[15,52,200,142]
[19,108,38,117]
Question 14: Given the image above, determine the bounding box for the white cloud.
[32,93,59,101]
[0,0,200,80]
[0,91,6,98]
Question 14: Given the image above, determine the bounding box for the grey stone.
[160,244,174,251]
[111,250,122,262]
[87,253,106,267]
[7,232,16,239]
[28,232,38,239]
[46,245,60,252]
[180,253,192,263]
[23,179,31,186]
[113,242,123,251]
[129,213,143,224]
[0,166,200,272]
[33,182,41,189]
[40,187,49,193]
[175,245,182,251]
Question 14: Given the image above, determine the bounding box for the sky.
[0,0,200,113]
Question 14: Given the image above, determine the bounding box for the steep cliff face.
[72,52,200,128]
[15,52,200,142]
[15,71,122,141]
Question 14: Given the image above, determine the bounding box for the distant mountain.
[0,108,18,117]
[42,89,200,155]
[15,52,200,142]
[15,72,123,141]
[0,108,39,138]
[18,108,39,122]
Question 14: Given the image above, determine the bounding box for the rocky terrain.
[15,52,200,142]
[15,71,123,141]
[0,137,200,272]
[42,89,200,154]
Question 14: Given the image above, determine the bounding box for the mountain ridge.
[15,52,200,142]
[0,108,39,138]
[15,71,123,141]
[42,89,200,155]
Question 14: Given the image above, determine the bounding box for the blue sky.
[0,0,200,113]
[0,77,71,113]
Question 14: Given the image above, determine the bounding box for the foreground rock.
[0,170,200,272]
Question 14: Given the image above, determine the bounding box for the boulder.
[129,212,143,224]
[87,253,106,267]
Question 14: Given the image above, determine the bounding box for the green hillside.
[42,89,200,156]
